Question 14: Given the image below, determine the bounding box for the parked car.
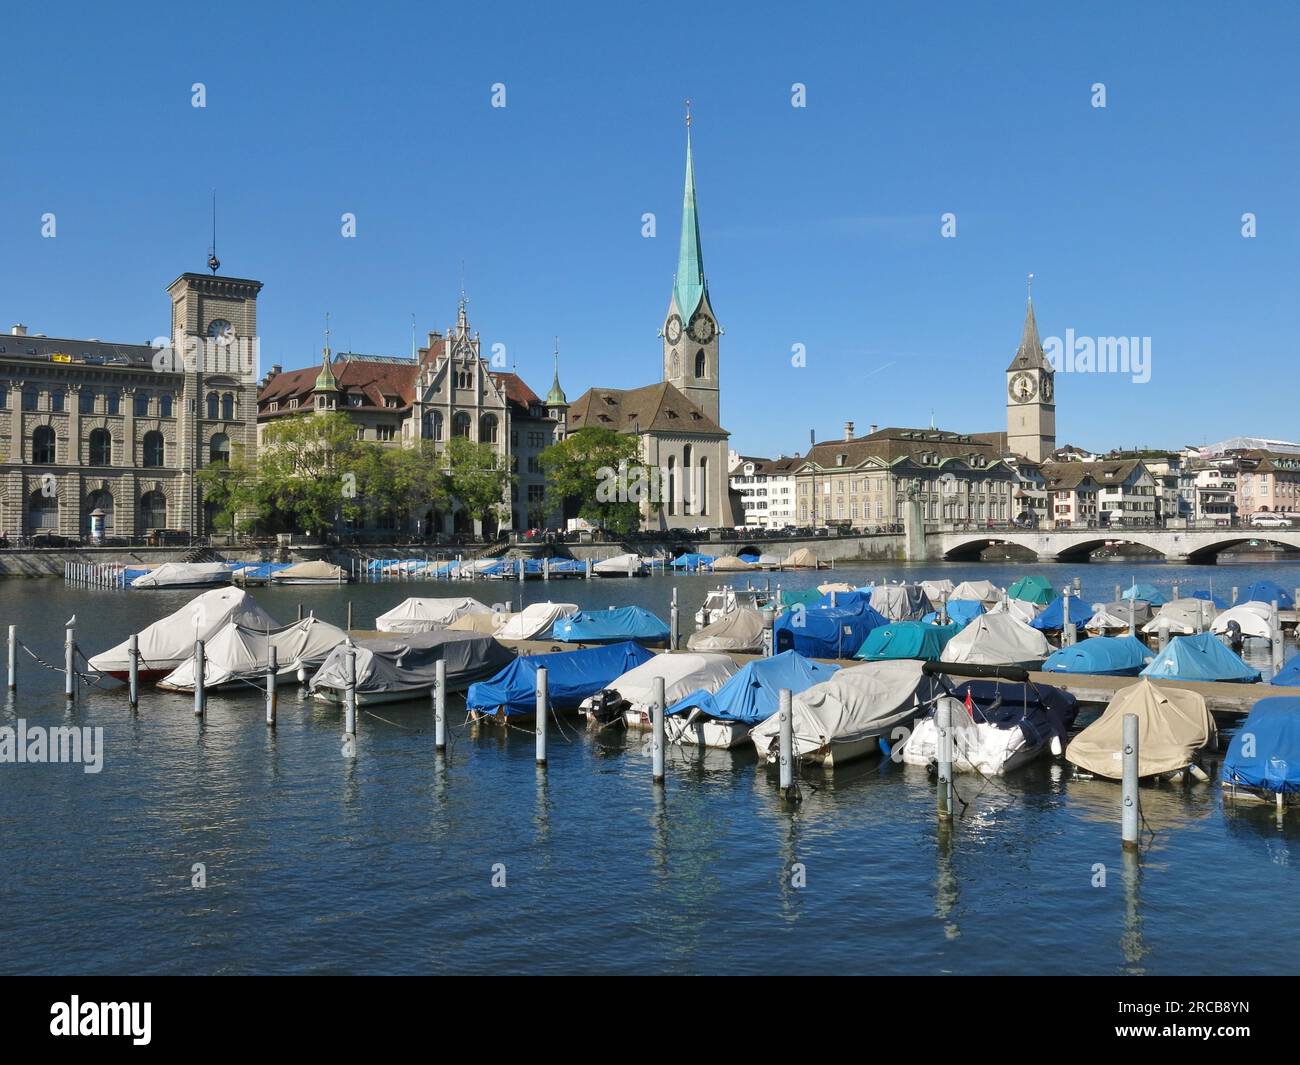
[1251,513,1292,528]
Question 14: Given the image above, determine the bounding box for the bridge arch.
[1184,536,1300,565]
[1051,536,1167,563]
[941,537,1015,562]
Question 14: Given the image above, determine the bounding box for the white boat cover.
[158,616,348,690]
[1142,598,1219,636]
[583,652,738,716]
[271,560,346,582]
[1087,600,1152,632]
[1066,679,1216,779]
[496,601,579,640]
[755,554,784,568]
[687,607,766,652]
[987,597,1040,624]
[950,580,1002,605]
[89,588,280,674]
[130,562,231,588]
[920,579,955,605]
[901,698,1040,775]
[870,584,932,621]
[939,612,1050,666]
[1211,601,1274,641]
[750,660,941,763]
[310,630,513,697]
[782,547,821,569]
[593,553,642,575]
[375,596,492,633]
[712,555,755,572]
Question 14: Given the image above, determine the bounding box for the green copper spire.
[546,338,567,406]
[672,106,706,320]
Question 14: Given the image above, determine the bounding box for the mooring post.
[1158,617,1170,651]
[64,619,77,704]
[1063,586,1073,644]
[346,601,353,633]
[669,587,680,651]
[193,639,206,717]
[1122,712,1139,850]
[434,657,446,753]
[1272,601,1284,675]
[543,556,550,582]
[127,632,139,709]
[535,666,549,767]
[518,557,525,583]
[297,603,304,621]
[7,624,16,693]
[585,558,593,581]
[266,645,278,728]
[1172,582,1180,601]
[778,687,797,801]
[1114,583,1122,603]
[937,695,954,821]
[651,675,666,785]
[344,648,357,738]
[762,607,776,657]
[1231,585,1239,606]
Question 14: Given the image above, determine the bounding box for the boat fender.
[878,735,892,759]
[297,665,307,684]
[1050,735,1063,758]
[1188,762,1210,783]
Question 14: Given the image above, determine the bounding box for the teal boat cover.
[1140,633,1261,684]
[1042,636,1151,676]
[854,621,960,662]
[466,641,654,717]
[666,650,839,723]
[1223,697,1300,793]
[780,588,823,609]
[1008,575,1054,605]
[551,607,669,643]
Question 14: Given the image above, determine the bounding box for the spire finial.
[1027,271,1034,304]
[685,98,692,128]
[207,189,220,274]
[324,312,331,358]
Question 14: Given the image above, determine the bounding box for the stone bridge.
[927,526,1300,565]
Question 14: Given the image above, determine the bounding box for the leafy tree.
[254,412,362,536]
[197,442,261,536]
[539,427,643,537]
[442,436,512,529]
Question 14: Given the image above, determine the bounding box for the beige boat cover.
[376,596,492,633]
[687,607,766,652]
[950,580,1002,605]
[496,601,579,640]
[1066,678,1216,778]
[89,588,280,673]
[593,553,643,575]
[818,582,856,594]
[130,562,231,588]
[783,547,822,569]
[939,612,1050,666]
[158,616,348,690]
[1210,601,1273,641]
[920,579,956,605]
[712,555,756,572]
[751,660,942,761]
[272,560,346,581]
[448,611,512,634]
[592,652,739,713]
[1142,598,1219,636]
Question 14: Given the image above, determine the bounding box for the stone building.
[1005,288,1057,463]
[1041,459,1159,527]
[729,452,797,530]
[0,270,261,540]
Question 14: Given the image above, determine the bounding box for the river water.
[2,558,1299,974]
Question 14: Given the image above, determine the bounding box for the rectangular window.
[22,388,38,412]
[51,391,65,413]
[134,394,149,417]
[79,391,96,414]
[376,425,395,441]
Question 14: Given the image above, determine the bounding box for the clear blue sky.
[3,1,1297,457]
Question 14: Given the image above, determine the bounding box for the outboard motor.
[1226,619,1245,654]
[585,689,627,729]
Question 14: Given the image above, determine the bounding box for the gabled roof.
[794,426,1009,473]
[489,371,543,416]
[1041,459,1147,490]
[567,381,726,437]
[259,355,418,416]
[734,455,798,476]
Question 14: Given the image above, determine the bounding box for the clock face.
[1009,372,1037,402]
[207,319,234,345]
[665,314,683,344]
[688,313,715,344]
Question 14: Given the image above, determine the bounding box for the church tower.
[661,107,721,425]
[1005,278,1056,462]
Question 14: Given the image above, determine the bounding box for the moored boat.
[311,630,513,705]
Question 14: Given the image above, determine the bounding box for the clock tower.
[1005,283,1056,463]
[661,109,721,426]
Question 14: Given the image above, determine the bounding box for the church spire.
[1007,277,1048,372]
[546,337,568,407]
[673,102,707,320]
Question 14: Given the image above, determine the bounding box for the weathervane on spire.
[324,312,331,358]
[685,98,692,128]
[1027,272,1034,303]
[207,189,221,274]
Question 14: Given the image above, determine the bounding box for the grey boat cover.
[271,560,346,582]
[751,660,941,762]
[920,579,956,605]
[950,580,1002,605]
[939,612,1050,666]
[1087,600,1152,632]
[591,652,739,714]
[130,562,231,588]
[375,596,492,633]
[159,616,348,690]
[870,584,933,621]
[310,629,514,697]
[687,607,766,652]
[1142,598,1219,636]
[1066,678,1216,778]
[987,597,1040,624]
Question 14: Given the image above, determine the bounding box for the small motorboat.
[466,641,654,722]
[1140,633,1261,684]
[550,606,670,645]
[1041,635,1152,677]
[580,652,739,729]
[375,597,493,634]
[592,553,645,577]
[694,585,769,628]
[1222,696,1300,805]
[269,560,349,585]
[130,562,232,589]
[687,607,766,654]
[938,613,1050,670]
[311,630,514,706]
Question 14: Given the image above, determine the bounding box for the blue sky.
[3,1,1298,457]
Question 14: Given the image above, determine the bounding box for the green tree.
[443,436,512,530]
[255,412,362,536]
[197,442,261,536]
[539,427,643,537]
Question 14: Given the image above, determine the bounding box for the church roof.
[545,350,567,406]
[567,381,726,437]
[672,127,707,320]
[1007,298,1049,372]
[796,426,1006,471]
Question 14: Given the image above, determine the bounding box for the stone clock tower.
[661,111,721,426]
[1005,287,1055,463]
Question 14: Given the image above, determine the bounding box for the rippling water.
[2,558,1299,974]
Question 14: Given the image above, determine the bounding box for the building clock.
[1008,371,1037,402]
[665,314,683,345]
[688,312,715,344]
[207,319,234,345]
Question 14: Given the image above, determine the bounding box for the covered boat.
[670,552,716,571]
[868,584,932,621]
[695,586,768,628]
[1030,594,1093,631]
[987,597,1040,624]
[919,579,955,605]
[1066,678,1217,779]
[1239,580,1294,610]
[938,599,985,627]
[817,581,856,595]
[466,641,654,720]
[159,616,348,691]
[1222,697,1300,803]
[687,607,766,653]
[1008,575,1054,606]
[447,610,512,635]
[1121,583,1167,607]
[774,599,889,659]
[670,650,840,749]
[551,606,670,644]
[496,602,579,641]
[312,630,513,705]
[270,559,349,585]
[593,553,645,577]
[780,587,822,609]
[581,652,739,728]
[375,597,492,633]
[939,613,1050,668]
[854,621,960,663]
[781,547,822,569]
[1140,633,1261,684]
[949,580,1002,606]
[1086,600,1151,633]
[1271,655,1300,687]
[1042,636,1152,677]
[1142,598,1220,636]
[710,555,754,572]
[751,659,939,766]
[130,562,232,589]
[88,588,279,680]
[1210,601,1275,642]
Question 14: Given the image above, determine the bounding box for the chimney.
[11,324,27,336]
[844,421,855,441]
[869,423,878,435]
[270,364,282,377]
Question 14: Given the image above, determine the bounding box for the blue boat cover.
[666,650,839,723]
[1223,697,1300,793]
[951,680,1079,749]
[670,553,716,570]
[1121,583,1166,607]
[774,600,890,658]
[1187,589,1227,608]
[815,589,871,613]
[1239,580,1294,610]
[1141,632,1262,684]
[546,558,587,573]
[1042,636,1151,676]
[551,606,669,643]
[1030,594,1094,630]
[737,550,761,563]
[1270,655,1300,687]
[939,599,985,628]
[854,621,960,662]
[466,641,654,717]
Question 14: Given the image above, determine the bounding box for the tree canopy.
[539,426,644,537]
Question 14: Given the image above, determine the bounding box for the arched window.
[695,350,706,379]
[206,392,219,419]
[32,425,56,464]
[682,445,693,516]
[88,428,112,466]
[28,489,57,531]
[221,393,235,420]
[422,411,444,441]
[667,456,677,517]
[209,433,230,464]
[142,430,165,468]
[140,490,167,530]
[84,489,114,535]
[159,394,173,418]
[698,456,708,516]
[480,413,498,444]
[452,412,471,438]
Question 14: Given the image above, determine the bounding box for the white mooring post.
[543,556,550,582]
[1272,601,1285,675]
[535,666,549,766]
[344,648,357,738]
[651,675,666,785]
[64,620,76,704]
[1062,587,1073,645]
[762,607,776,657]
[1231,585,1239,606]
[1158,617,1170,651]
[434,657,447,753]
[266,645,278,728]
[1128,597,1136,637]
[778,687,796,801]
[518,557,525,583]
[127,633,139,709]
[346,601,353,633]
[1172,582,1180,601]
[936,696,954,821]
[585,558,593,581]
[7,624,16,693]
[1122,713,1139,850]
[193,639,206,717]
[670,587,679,651]
[1114,583,1122,603]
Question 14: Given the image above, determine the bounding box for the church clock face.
[207,319,234,346]
[688,313,714,344]
[1009,371,1037,402]
[665,314,683,345]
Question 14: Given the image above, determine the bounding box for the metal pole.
[669,587,679,650]
[344,648,357,737]
[297,602,304,621]
[651,675,666,785]
[1122,712,1139,849]
[1231,585,1239,606]
[347,601,353,632]
[535,666,548,766]
[7,624,15,692]
[1172,582,1180,601]
[266,645,278,727]
[193,639,206,717]
[1128,596,1136,637]
[585,558,593,581]
[65,620,76,704]
[1158,617,1170,651]
[778,687,796,800]
[937,696,954,821]
[127,632,139,709]
[1114,583,1122,602]
[1063,586,1073,645]
[434,657,446,752]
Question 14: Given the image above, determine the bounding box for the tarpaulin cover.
[940,612,1050,666]
[1031,594,1094,630]
[854,621,960,662]
[1223,697,1300,792]
[313,629,514,698]
[448,611,511,634]
[780,588,823,609]
[950,580,1001,605]
[774,600,890,659]
[988,597,1039,624]
[496,602,579,640]
[591,652,738,714]
[668,650,839,724]
[1142,598,1220,636]
[1042,636,1152,676]
[782,548,821,569]
[1122,583,1167,607]
[1239,580,1294,610]
[159,616,348,690]
[710,555,755,572]
[89,588,279,674]
[1188,589,1227,608]
[868,584,933,621]
[943,599,986,627]
[550,606,669,643]
[670,553,716,570]
[1271,655,1300,687]
[130,562,232,588]
[270,560,346,582]
[1008,575,1054,605]
[375,597,492,633]
[1088,600,1152,631]
[1066,679,1217,778]
[593,553,643,575]
[687,607,766,653]
[1140,632,1261,684]
[466,641,654,716]
[920,579,955,604]
[816,589,870,612]
[1211,602,1274,641]
[736,550,761,563]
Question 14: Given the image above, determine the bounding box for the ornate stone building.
[0,270,261,540]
